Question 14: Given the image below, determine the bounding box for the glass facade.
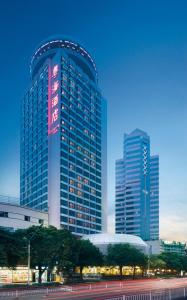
[20,36,107,235]
[20,65,49,211]
[150,156,159,240]
[115,129,159,241]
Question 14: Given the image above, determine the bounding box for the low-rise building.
[161,240,186,255]
[146,239,186,255]
[0,196,48,231]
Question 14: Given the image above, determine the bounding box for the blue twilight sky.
[0,0,187,241]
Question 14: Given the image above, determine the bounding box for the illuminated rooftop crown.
[30,35,97,82]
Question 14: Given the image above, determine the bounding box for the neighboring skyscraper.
[20,36,107,235]
[115,129,159,240]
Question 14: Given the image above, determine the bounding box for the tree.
[107,243,147,278]
[107,243,132,277]
[180,255,187,275]
[77,240,103,279]
[150,255,166,275]
[128,248,147,279]
[52,229,78,278]
[0,244,6,266]
[15,226,83,283]
[160,252,183,275]
[0,230,8,267]
[16,225,59,284]
[0,229,23,268]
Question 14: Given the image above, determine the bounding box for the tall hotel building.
[20,36,107,235]
[115,129,159,241]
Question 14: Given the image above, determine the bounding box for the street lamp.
[25,225,42,285]
[28,240,31,285]
[147,245,152,277]
[23,237,31,285]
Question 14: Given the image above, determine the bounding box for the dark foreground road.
[2,278,187,300]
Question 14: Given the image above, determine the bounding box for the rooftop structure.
[82,232,148,254]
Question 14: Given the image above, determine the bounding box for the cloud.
[160,214,187,242]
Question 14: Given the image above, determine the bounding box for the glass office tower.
[20,36,107,235]
[115,129,159,240]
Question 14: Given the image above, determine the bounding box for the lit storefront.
[0,267,47,284]
[80,266,142,276]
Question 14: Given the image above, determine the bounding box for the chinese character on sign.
[52,81,59,94]
[52,95,59,107]
[52,65,58,77]
[48,64,60,135]
[51,108,58,124]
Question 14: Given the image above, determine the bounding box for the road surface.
[2,278,187,299]
[43,278,187,300]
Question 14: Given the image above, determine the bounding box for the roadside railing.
[105,287,187,300]
[0,283,187,299]
[0,281,129,297]
[0,286,72,298]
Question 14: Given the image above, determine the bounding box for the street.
[2,278,187,300]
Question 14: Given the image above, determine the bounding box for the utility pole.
[26,225,42,285]
[28,240,31,285]
[147,245,152,277]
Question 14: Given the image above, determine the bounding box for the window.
[0,211,8,218]
[39,219,44,225]
[24,215,30,222]
[69,187,75,193]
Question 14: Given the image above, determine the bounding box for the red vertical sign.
[48,63,60,135]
